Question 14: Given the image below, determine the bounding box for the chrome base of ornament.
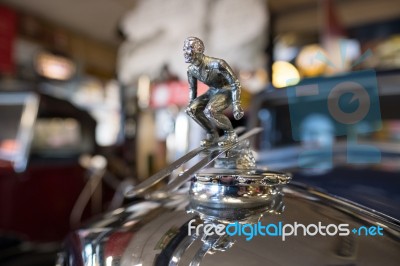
[188,168,291,223]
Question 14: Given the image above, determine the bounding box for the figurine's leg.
[204,90,237,146]
[185,93,213,132]
[185,94,218,146]
[204,89,232,130]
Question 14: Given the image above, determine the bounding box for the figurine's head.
[183,37,204,64]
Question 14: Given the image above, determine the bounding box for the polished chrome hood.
[59,128,400,265]
[59,183,400,266]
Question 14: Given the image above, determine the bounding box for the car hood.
[59,183,400,266]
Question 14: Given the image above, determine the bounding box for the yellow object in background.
[296,44,327,77]
[272,61,300,88]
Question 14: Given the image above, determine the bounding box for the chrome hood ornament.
[183,36,244,148]
[119,38,292,264]
[126,38,291,222]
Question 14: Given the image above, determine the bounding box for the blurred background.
[0,0,399,265]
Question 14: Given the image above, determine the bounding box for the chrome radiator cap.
[189,168,290,222]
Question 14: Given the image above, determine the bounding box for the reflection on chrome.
[60,184,400,265]
[60,127,400,265]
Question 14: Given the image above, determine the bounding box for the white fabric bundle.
[118,0,269,85]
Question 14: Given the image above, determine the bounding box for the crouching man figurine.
[183,37,244,147]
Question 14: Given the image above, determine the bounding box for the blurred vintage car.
[58,70,400,265]
[0,90,98,265]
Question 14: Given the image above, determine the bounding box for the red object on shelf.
[0,5,17,74]
[321,0,346,38]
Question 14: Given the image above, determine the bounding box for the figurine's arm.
[187,70,197,103]
[219,60,244,120]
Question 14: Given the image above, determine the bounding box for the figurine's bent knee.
[204,106,215,120]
